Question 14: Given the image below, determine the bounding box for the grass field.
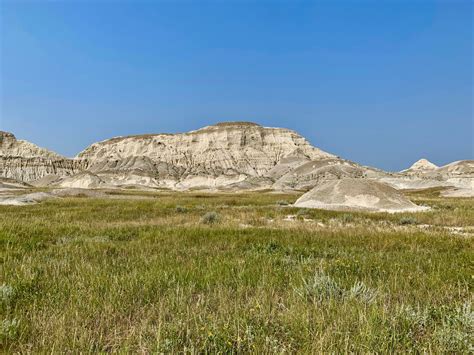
[1,189,473,352]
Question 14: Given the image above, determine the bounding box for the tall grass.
[0,190,472,352]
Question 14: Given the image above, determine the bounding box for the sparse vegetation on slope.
[0,190,472,352]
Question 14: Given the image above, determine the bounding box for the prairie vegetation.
[1,189,472,352]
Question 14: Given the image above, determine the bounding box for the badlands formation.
[381,159,474,195]
[0,122,472,210]
[0,131,78,182]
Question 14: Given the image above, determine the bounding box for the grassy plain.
[1,189,473,352]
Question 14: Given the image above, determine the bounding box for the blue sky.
[1,0,472,171]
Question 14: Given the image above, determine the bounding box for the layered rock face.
[75,122,336,189]
[2,124,471,195]
[0,131,77,182]
[0,131,61,158]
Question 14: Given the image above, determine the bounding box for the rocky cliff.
[74,122,337,189]
[3,123,470,193]
[0,131,62,159]
[0,131,77,182]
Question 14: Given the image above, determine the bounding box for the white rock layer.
[0,131,78,182]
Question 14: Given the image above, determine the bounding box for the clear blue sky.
[1,0,472,171]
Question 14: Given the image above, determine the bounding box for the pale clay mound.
[0,192,55,206]
[56,172,106,189]
[294,179,428,212]
[390,159,474,193]
[272,158,387,191]
[402,158,438,172]
[435,160,474,176]
[0,188,109,206]
[379,177,454,190]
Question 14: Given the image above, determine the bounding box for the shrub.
[1,318,20,342]
[296,272,378,304]
[0,284,15,305]
[400,304,430,330]
[277,200,289,206]
[434,302,474,352]
[399,217,418,225]
[347,281,378,304]
[399,302,473,352]
[295,272,343,302]
[201,212,220,225]
[176,205,188,213]
[296,209,310,219]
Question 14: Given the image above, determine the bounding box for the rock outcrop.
[433,160,474,179]
[0,131,62,159]
[1,124,472,196]
[74,122,336,189]
[0,131,77,182]
[383,159,474,193]
[428,160,474,197]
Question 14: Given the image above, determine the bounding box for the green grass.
[1,191,473,352]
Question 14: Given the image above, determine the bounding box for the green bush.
[176,205,188,213]
[399,217,418,225]
[201,211,220,225]
[1,319,20,342]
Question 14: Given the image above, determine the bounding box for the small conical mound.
[56,172,105,189]
[294,178,427,212]
[405,158,438,172]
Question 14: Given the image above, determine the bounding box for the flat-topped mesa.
[207,121,261,128]
[194,121,262,132]
[0,130,77,182]
[76,122,335,179]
